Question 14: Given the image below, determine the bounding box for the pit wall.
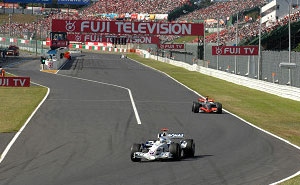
[0,36,129,54]
[69,44,128,53]
[136,49,300,102]
[42,48,69,70]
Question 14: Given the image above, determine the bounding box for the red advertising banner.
[67,34,160,44]
[0,77,30,87]
[52,19,204,36]
[212,46,259,55]
[159,44,185,49]
[0,3,19,8]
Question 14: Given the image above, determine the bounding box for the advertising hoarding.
[57,0,90,5]
[212,46,259,55]
[68,34,160,44]
[0,77,30,87]
[52,19,204,36]
[4,0,52,3]
[159,44,185,49]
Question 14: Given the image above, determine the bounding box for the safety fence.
[140,43,300,88]
[0,35,49,55]
[136,49,300,101]
[0,35,129,54]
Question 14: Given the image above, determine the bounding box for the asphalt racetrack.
[1,52,300,185]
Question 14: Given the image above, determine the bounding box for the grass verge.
[127,53,300,185]
[174,36,198,43]
[0,74,47,132]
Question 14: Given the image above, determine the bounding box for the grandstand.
[0,0,299,50]
[81,0,189,15]
[177,0,265,22]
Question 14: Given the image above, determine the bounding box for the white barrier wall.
[139,50,300,102]
[42,48,69,70]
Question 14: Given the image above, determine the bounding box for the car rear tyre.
[215,102,222,114]
[169,143,181,160]
[183,139,195,158]
[130,143,141,162]
[192,102,200,113]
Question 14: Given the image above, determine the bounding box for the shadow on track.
[138,155,213,163]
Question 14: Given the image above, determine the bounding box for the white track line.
[56,58,69,74]
[54,72,142,125]
[54,57,141,125]
[0,73,50,164]
[128,57,300,185]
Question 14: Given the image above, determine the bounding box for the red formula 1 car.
[6,45,19,56]
[192,97,222,114]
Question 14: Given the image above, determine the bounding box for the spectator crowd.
[178,0,265,22]
[0,0,299,46]
[81,0,189,15]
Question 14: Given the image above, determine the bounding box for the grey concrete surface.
[0,52,299,185]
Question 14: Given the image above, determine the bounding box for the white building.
[261,0,299,26]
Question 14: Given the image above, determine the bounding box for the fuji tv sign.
[52,19,204,36]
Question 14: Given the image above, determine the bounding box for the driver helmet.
[159,137,167,143]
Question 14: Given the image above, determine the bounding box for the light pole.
[203,22,206,65]
[9,14,11,37]
[258,7,262,80]
[288,0,292,85]
[217,17,220,70]
[282,0,292,85]
[235,13,238,74]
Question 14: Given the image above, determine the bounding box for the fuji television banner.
[67,34,160,44]
[159,44,185,50]
[212,46,259,55]
[52,19,204,36]
[4,0,52,3]
[57,0,90,5]
[0,77,30,87]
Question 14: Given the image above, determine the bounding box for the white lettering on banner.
[224,48,240,54]
[81,21,89,32]
[82,21,110,32]
[116,22,123,32]
[13,79,20,86]
[182,24,191,35]
[91,22,99,32]
[147,23,156,34]
[245,48,254,54]
[132,24,138,33]
[145,37,151,43]
[78,21,193,34]
[138,23,146,33]
[124,22,130,33]
[0,79,8,86]
[20,79,26,87]
[160,23,168,34]
[106,22,110,32]
[172,24,181,34]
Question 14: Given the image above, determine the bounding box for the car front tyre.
[215,102,222,114]
[130,143,141,162]
[183,139,195,158]
[169,143,181,161]
[192,102,200,113]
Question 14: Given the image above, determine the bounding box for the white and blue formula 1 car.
[130,129,195,162]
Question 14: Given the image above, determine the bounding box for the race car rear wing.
[198,99,214,102]
[158,133,184,139]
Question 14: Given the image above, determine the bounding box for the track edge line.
[128,57,300,185]
[0,73,50,164]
